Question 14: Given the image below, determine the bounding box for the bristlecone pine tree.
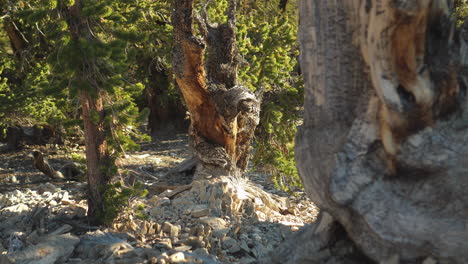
[172,0,260,178]
[263,1,468,263]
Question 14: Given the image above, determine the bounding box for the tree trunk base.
[260,212,375,264]
[190,176,286,217]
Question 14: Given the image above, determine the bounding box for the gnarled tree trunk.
[172,0,260,178]
[265,0,468,263]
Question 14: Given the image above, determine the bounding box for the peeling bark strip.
[349,0,459,157]
[172,0,260,177]
[266,0,468,263]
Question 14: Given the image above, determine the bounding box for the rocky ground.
[0,134,318,264]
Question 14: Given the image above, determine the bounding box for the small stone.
[181,236,205,249]
[229,244,241,253]
[239,240,250,253]
[191,208,210,218]
[174,245,191,252]
[7,234,79,264]
[2,203,29,214]
[58,191,69,201]
[154,223,161,233]
[162,222,179,237]
[148,196,160,206]
[158,253,169,264]
[9,176,17,183]
[168,252,185,263]
[192,247,209,257]
[154,239,172,250]
[49,224,73,235]
[222,237,240,253]
[212,228,229,239]
[251,233,262,242]
[198,217,227,230]
[157,197,171,206]
[159,190,174,199]
[49,200,58,206]
[190,204,210,218]
[150,207,164,217]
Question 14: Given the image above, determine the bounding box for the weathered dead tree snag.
[172,0,260,178]
[263,0,468,263]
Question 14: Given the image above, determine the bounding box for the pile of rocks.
[112,176,316,263]
[0,175,317,264]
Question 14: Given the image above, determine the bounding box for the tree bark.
[80,90,111,220]
[266,0,468,263]
[172,0,260,177]
[4,19,27,58]
[68,1,113,222]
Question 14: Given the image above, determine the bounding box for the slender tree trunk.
[80,90,111,220]
[172,0,260,178]
[68,1,112,222]
[265,0,468,263]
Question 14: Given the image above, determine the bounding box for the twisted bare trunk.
[172,0,260,178]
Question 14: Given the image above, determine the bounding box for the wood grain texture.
[267,0,468,263]
[172,0,259,177]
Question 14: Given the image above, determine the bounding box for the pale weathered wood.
[267,0,468,263]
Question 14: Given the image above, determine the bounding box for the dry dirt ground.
[0,134,318,264]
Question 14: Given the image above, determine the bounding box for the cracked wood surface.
[172,0,259,176]
[267,0,468,263]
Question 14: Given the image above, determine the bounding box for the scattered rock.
[181,236,205,249]
[76,230,133,260]
[222,237,241,253]
[198,217,227,230]
[190,205,210,218]
[162,222,179,237]
[0,135,319,264]
[168,252,185,263]
[49,224,73,236]
[6,233,79,264]
[157,197,171,207]
[174,245,191,252]
[154,238,172,250]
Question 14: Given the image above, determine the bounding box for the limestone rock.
[75,230,132,260]
[6,233,79,264]
[162,222,180,237]
[190,205,210,218]
[168,252,185,263]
